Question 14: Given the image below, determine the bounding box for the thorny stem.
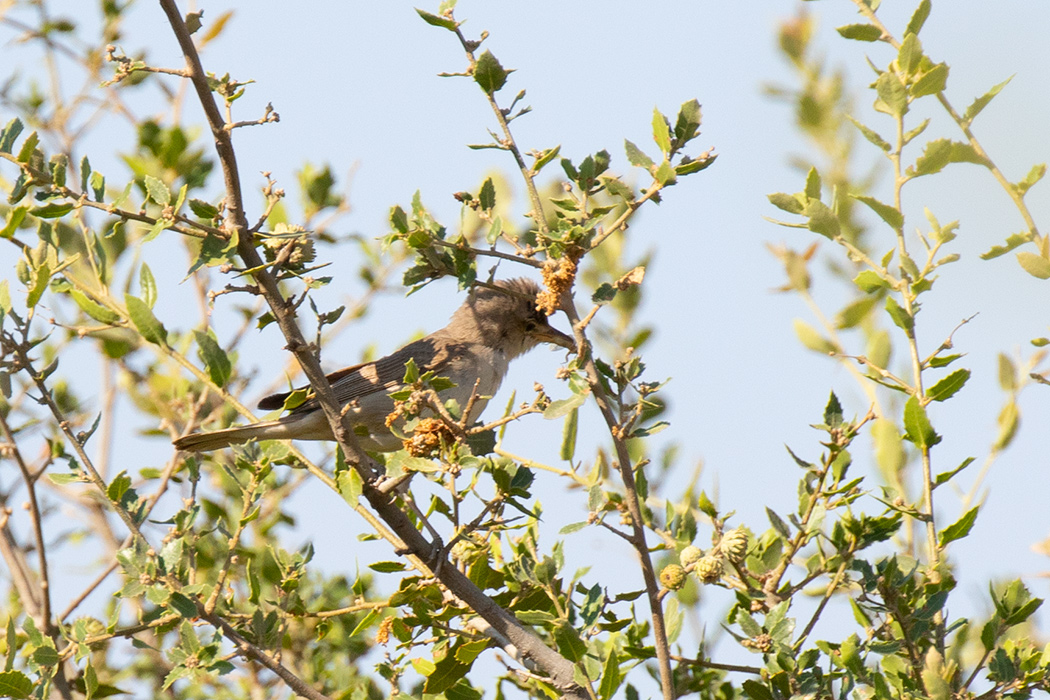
[670,655,763,675]
[563,301,676,700]
[204,472,259,615]
[0,412,53,634]
[204,611,334,700]
[450,24,550,237]
[766,411,872,598]
[12,340,150,546]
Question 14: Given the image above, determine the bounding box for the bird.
[173,278,575,452]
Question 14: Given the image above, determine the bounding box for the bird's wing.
[257,334,463,414]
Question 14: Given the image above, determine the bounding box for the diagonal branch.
[156,2,586,696]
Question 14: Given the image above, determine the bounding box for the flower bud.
[660,564,688,590]
[679,545,703,567]
[695,555,724,584]
[720,528,749,564]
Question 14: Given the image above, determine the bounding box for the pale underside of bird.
[173,278,574,453]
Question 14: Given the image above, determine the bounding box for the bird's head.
[448,278,575,359]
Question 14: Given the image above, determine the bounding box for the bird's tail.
[173,417,318,452]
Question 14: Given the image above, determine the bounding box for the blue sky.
[3,0,1050,692]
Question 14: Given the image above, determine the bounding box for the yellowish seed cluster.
[537,256,577,316]
[402,417,454,457]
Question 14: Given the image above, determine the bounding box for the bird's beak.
[535,325,577,352]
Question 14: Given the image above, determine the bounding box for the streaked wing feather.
[258,335,460,414]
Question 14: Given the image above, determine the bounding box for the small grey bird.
[173,278,574,452]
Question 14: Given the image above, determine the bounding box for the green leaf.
[0,279,10,320]
[906,0,932,35]
[874,72,909,117]
[624,139,653,169]
[963,76,1012,125]
[194,330,232,387]
[848,117,891,152]
[852,195,903,231]
[25,262,50,309]
[90,171,106,202]
[836,295,880,329]
[415,8,458,30]
[0,670,33,699]
[125,294,167,346]
[854,270,888,293]
[139,263,157,309]
[980,232,1031,260]
[873,418,904,482]
[902,118,931,146]
[422,653,471,695]
[993,400,1019,451]
[804,167,821,200]
[1014,163,1046,197]
[903,395,939,449]
[144,175,171,205]
[697,491,717,518]
[478,177,495,211]
[1016,251,1050,279]
[79,155,91,194]
[168,592,198,618]
[16,131,39,163]
[911,63,948,98]
[0,118,24,154]
[768,192,804,215]
[559,521,588,535]
[652,108,671,155]
[766,507,792,539]
[531,145,561,174]
[654,161,676,185]
[30,202,74,219]
[560,407,578,461]
[544,392,586,420]
[485,216,502,245]
[402,357,419,383]
[336,469,363,506]
[803,199,840,239]
[824,391,843,428]
[911,139,987,177]
[884,297,913,333]
[938,506,978,547]
[836,23,882,41]
[927,368,970,402]
[1,206,28,239]
[897,33,923,77]
[454,639,490,665]
[31,644,58,667]
[553,623,587,662]
[49,154,68,188]
[107,471,132,502]
[935,456,975,486]
[70,290,120,324]
[673,99,702,144]
[742,680,775,700]
[793,319,835,354]
[598,649,622,700]
[473,50,507,94]
[188,198,219,219]
[998,353,1017,391]
[601,175,632,200]
[675,154,716,176]
[369,561,407,573]
[1004,597,1042,627]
